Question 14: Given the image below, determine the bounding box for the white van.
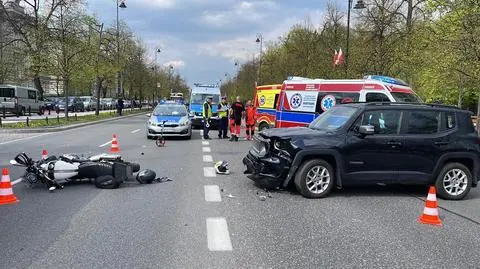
[0,85,44,116]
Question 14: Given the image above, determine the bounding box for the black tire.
[435,162,472,200]
[94,175,121,189]
[294,159,335,198]
[258,122,269,132]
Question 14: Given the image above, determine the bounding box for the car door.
[343,109,403,183]
[397,109,446,184]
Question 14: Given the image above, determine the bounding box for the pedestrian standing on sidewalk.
[217,96,230,139]
[202,96,213,140]
[230,96,244,142]
[245,100,257,140]
[117,98,124,116]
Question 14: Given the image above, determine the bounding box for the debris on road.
[153,176,173,183]
[256,190,273,201]
[225,193,235,198]
[214,160,230,174]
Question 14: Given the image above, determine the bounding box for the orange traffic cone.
[419,186,442,226]
[0,168,19,205]
[110,134,120,153]
[42,149,48,160]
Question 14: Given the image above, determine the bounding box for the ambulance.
[254,84,282,131]
[275,75,422,128]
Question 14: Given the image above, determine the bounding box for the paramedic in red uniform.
[245,100,257,140]
[230,96,244,142]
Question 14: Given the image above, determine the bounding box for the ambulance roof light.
[364,75,409,87]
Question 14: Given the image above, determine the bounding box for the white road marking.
[200,130,204,135]
[203,155,213,162]
[202,141,209,145]
[11,178,23,185]
[202,147,211,153]
[204,167,216,177]
[0,133,49,146]
[206,217,233,251]
[204,185,222,202]
[98,140,112,148]
[131,129,141,133]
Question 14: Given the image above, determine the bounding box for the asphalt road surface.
[0,115,479,269]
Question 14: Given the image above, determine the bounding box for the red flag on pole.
[337,48,345,65]
[332,50,338,67]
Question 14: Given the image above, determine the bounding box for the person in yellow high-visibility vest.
[202,96,213,139]
[217,96,230,139]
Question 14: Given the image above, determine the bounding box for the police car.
[146,102,192,139]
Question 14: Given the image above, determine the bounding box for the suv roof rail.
[361,102,461,109]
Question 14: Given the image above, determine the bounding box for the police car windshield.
[191,93,220,104]
[309,106,358,131]
[153,105,187,116]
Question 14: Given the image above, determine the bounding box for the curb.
[0,111,148,134]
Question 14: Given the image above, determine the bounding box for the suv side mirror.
[359,125,375,135]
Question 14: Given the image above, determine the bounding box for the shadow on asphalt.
[252,181,479,201]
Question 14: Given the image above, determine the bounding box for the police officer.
[202,96,213,139]
[217,96,229,139]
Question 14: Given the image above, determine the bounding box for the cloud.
[143,0,176,9]
[199,1,277,28]
[163,60,185,68]
[196,9,325,62]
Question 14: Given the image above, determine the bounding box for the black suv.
[243,103,480,200]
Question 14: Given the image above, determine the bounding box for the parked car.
[243,102,480,200]
[100,98,116,110]
[56,97,85,112]
[124,100,131,108]
[43,97,59,111]
[80,96,95,111]
[0,84,44,116]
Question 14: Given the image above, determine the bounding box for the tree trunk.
[64,77,69,117]
[477,94,480,136]
[33,75,44,100]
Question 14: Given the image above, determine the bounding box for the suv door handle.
[434,141,448,146]
[387,141,402,146]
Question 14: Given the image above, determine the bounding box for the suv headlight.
[148,120,155,126]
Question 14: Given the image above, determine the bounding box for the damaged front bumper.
[242,152,290,189]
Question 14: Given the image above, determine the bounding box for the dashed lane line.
[202,147,211,153]
[204,185,222,202]
[206,217,233,251]
[203,155,213,162]
[202,141,210,145]
[11,178,23,185]
[130,129,141,133]
[204,167,216,177]
[98,140,112,148]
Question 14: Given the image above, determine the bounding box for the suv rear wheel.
[294,159,335,198]
[435,162,472,200]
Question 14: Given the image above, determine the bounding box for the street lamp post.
[234,60,239,96]
[116,0,126,98]
[153,48,161,103]
[255,33,263,86]
[94,23,104,116]
[168,65,174,94]
[345,0,366,78]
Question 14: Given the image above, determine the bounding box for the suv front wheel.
[435,162,472,200]
[294,159,335,198]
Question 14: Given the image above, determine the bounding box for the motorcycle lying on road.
[10,152,141,191]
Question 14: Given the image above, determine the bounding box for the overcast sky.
[86,0,333,86]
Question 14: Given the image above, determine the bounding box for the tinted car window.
[0,87,15,98]
[361,110,402,135]
[407,110,439,134]
[365,92,390,102]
